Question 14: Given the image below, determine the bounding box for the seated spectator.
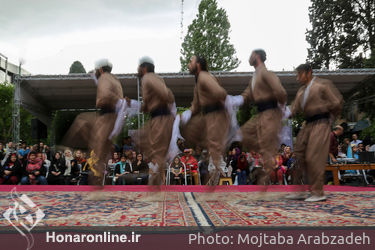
[181,149,199,185]
[38,152,51,174]
[352,145,359,159]
[286,152,297,184]
[0,153,21,184]
[108,152,121,165]
[271,151,286,185]
[131,150,137,161]
[17,153,26,167]
[337,144,347,158]
[47,152,66,185]
[122,136,134,152]
[282,146,292,166]
[350,134,362,146]
[342,138,350,156]
[0,143,5,162]
[114,155,132,185]
[170,156,184,185]
[236,153,249,185]
[345,145,360,175]
[38,142,44,153]
[193,146,202,161]
[63,149,74,184]
[176,139,186,157]
[248,152,264,185]
[21,151,47,185]
[358,143,365,153]
[329,125,344,164]
[199,150,210,185]
[70,150,86,184]
[226,148,238,183]
[5,142,16,155]
[132,153,149,184]
[44,145,52,161]
[18,142,30,158]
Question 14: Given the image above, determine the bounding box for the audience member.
[21,151,47,185]
[236,153,249,185]
[350,134,362,146]
[48,152,66,185]
[170,156,184,185]
[329,125,344,163]
[271,151,286,185]
[181,148,199,185]
[63,149,74,184]
[198,150,210,185]
[0,153,21,184]
[132,153,149,184]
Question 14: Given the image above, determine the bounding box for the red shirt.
[180,155,198,173]
[329,131,339,157]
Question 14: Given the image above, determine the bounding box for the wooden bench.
[325,164,375,185]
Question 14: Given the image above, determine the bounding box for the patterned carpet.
[1,188,374,228]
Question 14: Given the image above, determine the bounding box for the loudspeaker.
[31,119,47,139]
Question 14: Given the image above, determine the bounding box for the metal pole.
[5,58,8,82]
[12,74,21,146]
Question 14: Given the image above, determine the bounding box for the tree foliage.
[69,61,86,74]
[0,83,33,143]
[307,0,375,69]
[180,0,240,71]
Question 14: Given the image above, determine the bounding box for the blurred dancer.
[183,55,229,185]
[89,59,123,186]
[288,63,342,202]
[240,49,287,186]
[134,56,175,186]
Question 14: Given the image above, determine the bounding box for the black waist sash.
[99,106,115,115]
[150,106,171,118]
[305,113,330,124]
[255,100,278,113]
[201,104,224,114]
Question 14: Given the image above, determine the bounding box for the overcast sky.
[0,0,311,74]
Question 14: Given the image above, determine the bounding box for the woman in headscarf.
[63,149,74,184]
[132,153,149,184]
[0,153,21,184]
[48,152,66,185]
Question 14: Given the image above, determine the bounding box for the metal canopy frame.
[12,68,375,143]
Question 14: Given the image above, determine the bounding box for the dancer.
[240,49,287,186]
[88,59,124,186]
[288,63,342,202]
[182,55,230,185]
[133,56,175,186]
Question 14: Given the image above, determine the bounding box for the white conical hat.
[94,58,113,69]
[138,56,154,66]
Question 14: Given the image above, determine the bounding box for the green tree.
[180,0,240,71]
[69,61,86,74]
[306,0,375,69]
[0,83,33,143]
[0,83,13,142]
